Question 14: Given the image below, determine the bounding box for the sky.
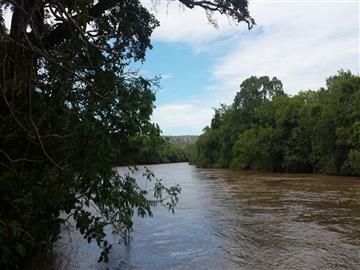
[2,0,359,135]
[139,0,360,135]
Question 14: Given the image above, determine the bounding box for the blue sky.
[139,0,359,136]
[141,42,215,106]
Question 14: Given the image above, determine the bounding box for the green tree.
[193,71,360,176]
[233,76,284,123]
[193,76,285,169]
[193,128,220,168]
[231,127,281,171]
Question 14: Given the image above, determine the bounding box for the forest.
[189,71,360,176]
[113,135,188,166]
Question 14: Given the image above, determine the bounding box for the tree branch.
[40,0,254,50]
[42,0,118,50]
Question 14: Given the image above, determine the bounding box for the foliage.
[190,71,360,175]
[114,135,188,165]
[0,0,253,268]
[230,127,281,171]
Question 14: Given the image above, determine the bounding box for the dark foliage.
[113,135,188,165]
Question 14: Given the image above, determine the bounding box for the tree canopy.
[190,71,360,175]
[0,0,254,268]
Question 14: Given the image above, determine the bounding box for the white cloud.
[151,101,213,135]
[2,6,12,30]
[212,1,359,95]
[160,73,173,80]
[142,0,248,46]
[145,0,359,134]
[145,1,359,93]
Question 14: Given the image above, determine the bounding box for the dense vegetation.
[190,71,360,175]
[0,0,253,268]
[114,135,188,165]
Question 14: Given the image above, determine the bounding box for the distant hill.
[163,135,198,146]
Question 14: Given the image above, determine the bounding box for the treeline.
[112,134,188,165]
[189,71,360,175]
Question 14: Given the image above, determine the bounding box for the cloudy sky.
[3,0,359,135]
[139,0,359,135]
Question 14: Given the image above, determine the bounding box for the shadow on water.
[46,163,360,270]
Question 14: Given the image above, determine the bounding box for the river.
[51,162,360,270]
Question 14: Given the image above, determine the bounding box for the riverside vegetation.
[189,71,360,176]
[114,135,189,166]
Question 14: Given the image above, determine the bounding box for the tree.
[0,0,254,267]
[192,71,360,175]
[231,127,281,171]
[233,76,284,111]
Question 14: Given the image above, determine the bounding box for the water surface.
[53,163,360,269]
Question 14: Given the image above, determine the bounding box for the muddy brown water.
[51,162,360,269]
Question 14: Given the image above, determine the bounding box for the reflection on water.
[51,163,360,270]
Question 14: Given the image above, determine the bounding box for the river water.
[52,162,360,270]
